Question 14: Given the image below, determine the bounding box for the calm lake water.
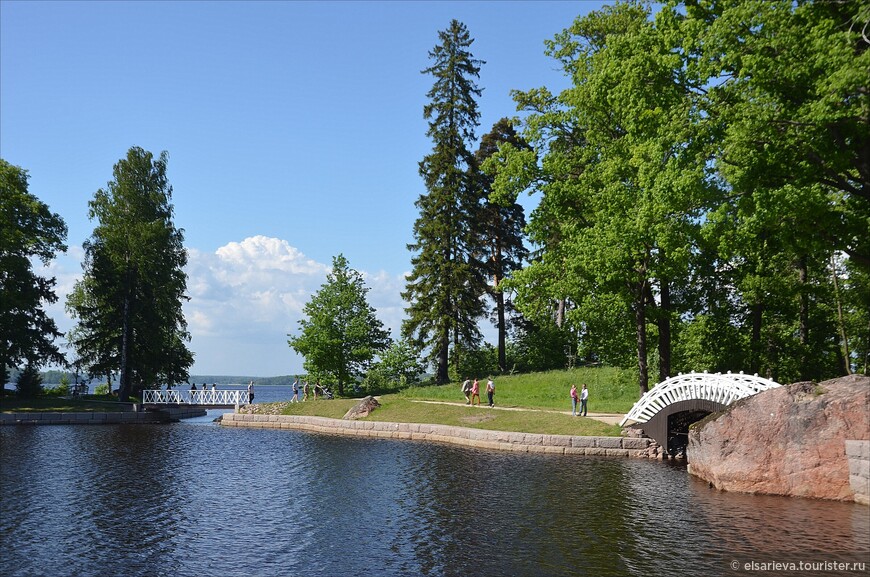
[1,387,868,577]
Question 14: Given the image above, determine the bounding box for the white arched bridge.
[620,371,782,455]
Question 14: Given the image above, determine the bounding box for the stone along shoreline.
[220,412,654,456]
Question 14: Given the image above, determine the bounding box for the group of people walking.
[289,377,329,402]
[184,381,255,404]
[461,377,496,407]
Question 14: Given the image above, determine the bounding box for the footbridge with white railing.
[620,371,782,455]
[142,389,250,409]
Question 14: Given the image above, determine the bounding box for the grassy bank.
[274,396,622,436]
[0,395,132,413]
[398,366,639,414]
[268,367,637,437]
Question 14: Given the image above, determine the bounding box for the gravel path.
[409,399,625,425]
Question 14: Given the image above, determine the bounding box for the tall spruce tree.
[1,160,68,384]
[67,147,192,401]
[402,20,488,384]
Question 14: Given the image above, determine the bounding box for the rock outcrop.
[343,395,381,420]
[687,375,870,502]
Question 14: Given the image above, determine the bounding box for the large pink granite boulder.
[687,375,869,501]
[343,395,381,420]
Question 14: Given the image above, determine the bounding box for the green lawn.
[398,366,640,414]
[273,395,621,436]
[0,394,132,413]
[365,397,621,436]
[275,398,358,419]
[270,365,639,437]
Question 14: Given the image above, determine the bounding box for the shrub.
[44,382,70,397]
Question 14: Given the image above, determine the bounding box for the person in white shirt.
[580,384,589,417]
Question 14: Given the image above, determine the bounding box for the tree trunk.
[555,298,565,328]
[658,278,671,383]
[750,302,763,375]
[118,265,133,402]
[635,282,649,395]
[496,281,506,373]
[797,256,810,379]
[437,330,450,385]
[865,318,869,376]
[830,255,851,375]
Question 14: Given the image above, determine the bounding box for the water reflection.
[1,424,867,577]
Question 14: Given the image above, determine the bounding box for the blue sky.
[2,0,604,377]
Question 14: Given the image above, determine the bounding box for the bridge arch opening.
[633,399,728,457]
[666,409,714,457]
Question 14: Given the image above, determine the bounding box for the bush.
[44,382,70,397]
[361,339,426,395]
[94,383,110,396]
[15,365,44,398]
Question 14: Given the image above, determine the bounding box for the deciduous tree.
[289,254,390,395]
[0,159,67,384]
[67,147,192,401]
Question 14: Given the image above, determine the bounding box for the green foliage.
[495,0,868,386]
[289,255,390,396]
[506,321,573,374]
[0,159,68,374]
[67,147,193,401]
[501,1,710,393]
[15,365,44,398]
[403,20,489,384]
[449,342,498,382]
[361,339,425,395]
[94,383,110,396]
[44,381,70,397]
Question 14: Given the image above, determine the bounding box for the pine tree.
[402,20,487,384]
[475,118,530,373]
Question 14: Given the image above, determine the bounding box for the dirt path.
[409,399,625,426]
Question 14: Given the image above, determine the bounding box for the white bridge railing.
[619,371,781,427]
[142,389,249,406]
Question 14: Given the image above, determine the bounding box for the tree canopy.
[486,0,869,390]
[288,254,390,395]
[67,147,192,401]
[0,159,68,384]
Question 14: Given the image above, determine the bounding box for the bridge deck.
[142,389,249,407]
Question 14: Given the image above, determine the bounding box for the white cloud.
[35,236,409,377]
[184,237,406,375]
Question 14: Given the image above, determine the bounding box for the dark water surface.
[1,405,868,577]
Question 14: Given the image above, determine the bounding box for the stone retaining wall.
[0,407,206,425]
[846,440,870,506]
[163,407,208,420]
[220,413,651,456]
